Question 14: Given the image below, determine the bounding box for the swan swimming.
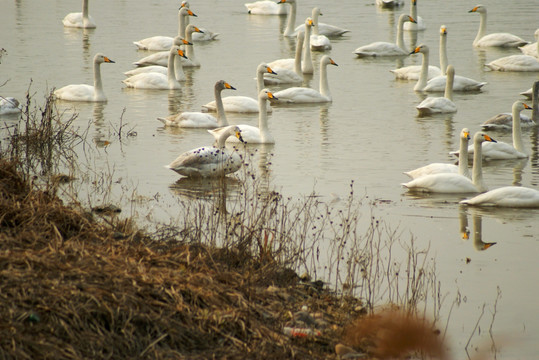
[354,14,416,57]
[294,6,349,37]
[245,0,288,15]
[519,29,539,58]
[271,55,338,103]
[166,125,245,178]
[482,83,538,130]
[402,132,496,193]
[157,80,235,128]
[209,89,277,144]
[264,32,304,85]
[403,128,470,180]
[469,5,528,47]
[62,0,96,29]
[416,65,457,115]
[54,53,115,102]
[179,2,219,41]
[309,8,331,51]
[403,0,425,31]
[460,186,539,208]
[0,97,22,115]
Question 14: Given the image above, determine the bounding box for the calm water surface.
[2,0,539,358]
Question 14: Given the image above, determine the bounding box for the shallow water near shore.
[2,0,539,357]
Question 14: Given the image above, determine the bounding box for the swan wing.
[403,163,458,180]
[0,97,22,115]
[157,112,218,128]
[133,51,168,67]
[167,147,241,177]
[424,75,486,92]
[391,65,441,80]
[475,33,528,48]
[263,69,303,85]
[62,13,96,28]
[245,1,288,15]
[402,173,478,193]
[354,42,406,57]
[124,65,168,77]
[203,96,271,113]
[417,97,457,114]
[133,36,173,51]
[486,55,539,72]
[461,187,539,207]
[310,34,332,51]
[122,73,168,89]
[481,113,535,130]
[273,87,328,103]
[54,84,95,102]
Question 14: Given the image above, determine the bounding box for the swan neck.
[474,11,486,45]
[258,96,270,134]
[532,81,539,122]
[472,137,486,192]
[178,10,187,37]
[512,104,525,152]
[414,50,429,91]
[458,136,470,177]
[256,67,265,93]
[396,16,406,50]
[440,35,448,75]
[215,86,228,127]
[410,2,417,19]
[302,24,313,73]
[167,49,178,87]
[312,11,320,36]
[82,0,89,20]
[284,2,297,36]
[216,129,231,148]
[294,35,304,75]
[185,29,194,59]
[93,58,103,100]
[319,61,330,98]
[444,70,454,101]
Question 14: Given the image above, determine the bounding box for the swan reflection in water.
[458,208,496,251]
[169,176,242,201]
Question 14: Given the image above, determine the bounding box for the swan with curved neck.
[272,56,338,103]
[157,80,236,128]
[354,14,416,57]
[279,0,298,37]
[404,128,471,180]
[54,53,115,102]
[402,132,496,193]
[123,47,187,90]
[264,32,304,84]
[178,24,204,69]
[208,89,277,144]
[179,2,219,41]
[309,8,331,51]
[166,125,246,178]
[62,0,96,28]
[482,83,538,130]
[416,65,457,115]
[412,44,486,92]
[403,0,425,31]
[133,8,195,51]
[202,63,276,113]
[469,5,528,47]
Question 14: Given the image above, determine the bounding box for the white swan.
[412,44,487,92]
[485,53,539,72]
[453,101,531,160]
[403,0,425,31]
[157,80,235,128]
[208,89,277,144]
[279,0,298,37]
[123,47,186,90]
[294,7,349,37]
[460,186,539,208]
[402,132,496,193]
[353,14,415,57]
[179,2,219,41]
[390,25,445,80]
[0,97,22,115]
[133,7,196,51]
[179,24,204,68]
[166,125,245,178]
[519,29,539,58]
[309,8,331,51]
[271,55,338,103]
[201,63,275,113]
[403,128,470,180]
[62,0,96,29]
[416,65,457,115]
[468,5,528,48]
[132,37,191,68]
[482,83,537,130]
[245,0,288,15]
[264,32,304,85]
[54,53,115,102]
[375,0,404,9]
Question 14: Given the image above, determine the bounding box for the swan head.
[513,101,532,113]
[461,128,471,142]
[173,36,193,47]
[305,17,314,27]
[411,0,417,6]
[440,25,447,36]
[258,63,277,75]
[399,14,416,24]
[216,80,236,91]
[180,1,189,8]
[475,131,496,144]
[321,55,338,67]
[409,44,428,55]
[261,89,278,101]
[312,7,322,17]
[229,126,246,143]
[94,53,115,64]
[186,24,204,35]
[174,47,188,59]
[179,7,197,17]
[278,0,295,4]
[468,5,485,14]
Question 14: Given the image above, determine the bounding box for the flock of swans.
[2,0,539,208]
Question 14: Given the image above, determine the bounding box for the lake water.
[2,0,539,358]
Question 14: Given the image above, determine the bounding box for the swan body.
[469,5,528,48]
[354,14,415,57]
[403,0,425,31]
[209,89,277,144]
[519,29,539,57]
[166,125,245,178]
[264,32,304,85]
[179,2,218,41]
[412,44,487,92]
[62,0,96,28]
[124,65,167,77]
[294,7,349,38]
[309,8,331,51]
[54,53,114,102]
[402,132,496,193]
[133,8,196,51]
[376,0,404,9]
[202,63,275,113]
[123,47,186,90]
[245,0,288,15]
[403,128,470,180]
[0,97,22,115]
[454,101,531,160]
[485,54,539,72]
[481,113,535,130]
[416,65,457,115]
[157,80,235,128]
[271,56,337,103]
[460,186,539,208]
